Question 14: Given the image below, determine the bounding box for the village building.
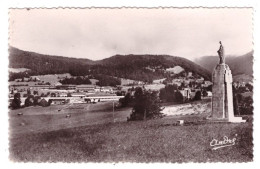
[207,91,213,97]
[56,84,76,90]
[172,79,182,86]
[30,85,51,91]
[179,88,201,100]
[179,88,192,100]
[187,72,193,78]
[76,84,96,92]
[50,98,66,105]
[201,80,213,88]
[195,78,204,84]
[59,93,68,97]
[100,86,113,93]
[153,78,166,84]
[71,92,86,98]
[89,79,99,85]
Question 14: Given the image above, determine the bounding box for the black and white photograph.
[7,7,254,163]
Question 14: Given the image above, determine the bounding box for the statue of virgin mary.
[217,41,225,64]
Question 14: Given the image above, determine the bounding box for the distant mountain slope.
[194,51,253,75]
[9,46,94,75]
[194,51,253,82]
[9,47,211,82]
[95,54,211,81]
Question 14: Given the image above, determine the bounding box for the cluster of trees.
[9,92,51,110]
[24,95,50,107]
[94,74,121,87]
[119,93,132,107]
[9,72,30,82]
[238,96,253,115]
[193,91,202,101]
[59,76,91,85]
[59,75,121,87]
[159,85,184,103]
[10,93,22,109]
[235,83,253,93]
[233,84,253,115]
[159,84,202,103]
[128,87,163,121]
[90,65,161,84]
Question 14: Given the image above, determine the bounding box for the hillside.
[9,47,211,82]
[9,47,94,76]
[194,51,253,82]
[94,54,211,81]
[10,103,252,162]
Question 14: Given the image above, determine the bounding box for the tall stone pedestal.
[208,64,245,123]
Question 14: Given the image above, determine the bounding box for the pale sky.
[9,8,253,61]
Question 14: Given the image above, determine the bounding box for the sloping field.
[9,102,131,137]
[9,100,253,162]
[9,114,253,162]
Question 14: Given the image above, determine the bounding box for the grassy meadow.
[9,102,253,162]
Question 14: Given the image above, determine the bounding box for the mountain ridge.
[194,51,253,75]
[194,51,253,82]
[9,46,211,82]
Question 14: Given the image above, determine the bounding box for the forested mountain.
[9,47,94,76]
[9,47,211,82]
[94,54,211,81]
[195,51,253,75]
[194,51,253,82]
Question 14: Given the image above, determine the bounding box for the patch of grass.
[9,103,131,137]
[9,115,253,162]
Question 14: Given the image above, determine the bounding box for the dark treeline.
[59,75,121,87]
[59,76,91,85]
[94,74,121,87]
[9,72,30,81]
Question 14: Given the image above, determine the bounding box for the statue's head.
[219,41,222,45]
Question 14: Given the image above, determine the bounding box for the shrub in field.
[128,87,163,121]
[202,90,208,97]
[48,99,53,106]
[33,96,41,106]
[24,95,34,107]
[159,84,185,103]
[174,91,184,103]
[11,93,21,109]
[119,93,132,107]
[39,99,49,107]
[159,84,177,102]
[236,96,253,115]
[193,91,202,101]
[51,93,56,97]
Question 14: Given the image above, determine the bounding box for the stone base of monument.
[228,116,246,123]
[209,63,246,123]
[206,43,248,123]
[206,116,246,123]
[206,117,228,123]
